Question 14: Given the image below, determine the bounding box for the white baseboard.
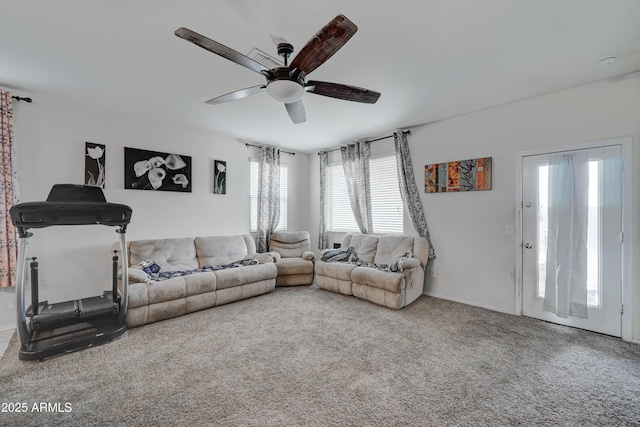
[422,292,640,344]
[422,291,515,316]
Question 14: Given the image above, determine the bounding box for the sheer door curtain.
[543,151,589,319]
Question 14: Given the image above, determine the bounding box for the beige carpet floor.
[1,286,639,426]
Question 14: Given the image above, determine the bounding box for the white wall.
[4,74,638,341]
[309,74,640,340]
[0,90,310,328]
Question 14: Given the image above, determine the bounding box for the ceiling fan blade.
[175,27,270,75]
[289,14,357,76]
[205,85,266,105]
[306,80,380,104]
[285,100,306,124]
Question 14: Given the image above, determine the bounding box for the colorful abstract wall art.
[425,157,492,193]
[124,147,192,192]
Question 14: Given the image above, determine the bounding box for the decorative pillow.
[134,259,162,276]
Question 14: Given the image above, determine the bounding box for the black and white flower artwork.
[85,142,105,188]
[214,160,226,194]
[124,147,192,192]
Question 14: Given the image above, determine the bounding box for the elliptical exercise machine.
[9,184,132,360]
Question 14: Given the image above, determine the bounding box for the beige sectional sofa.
[315,233,430,309]
[118,234,277,327]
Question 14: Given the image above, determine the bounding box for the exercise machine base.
[19,317,127,361]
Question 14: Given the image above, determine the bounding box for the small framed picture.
[214,160,226,194]
[85,142,106,188]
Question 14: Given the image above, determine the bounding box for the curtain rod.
[11,96,33,103]
[318,130,411,154]
[245,143,295,155]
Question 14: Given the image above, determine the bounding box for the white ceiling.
[1,0,639,153]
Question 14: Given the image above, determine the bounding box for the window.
[328,154,403,233]
[250,161,287,232]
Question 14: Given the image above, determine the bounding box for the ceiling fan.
[174,14,380,124]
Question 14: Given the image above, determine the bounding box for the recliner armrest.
[302,251,316,262]
[255,252,279,263]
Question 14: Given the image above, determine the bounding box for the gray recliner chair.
[268,231,316,286]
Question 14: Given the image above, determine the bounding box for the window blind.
[328,154,403,234]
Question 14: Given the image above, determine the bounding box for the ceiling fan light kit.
[265,66,305,103]
[266,80,305,103]
[175,14,381,124]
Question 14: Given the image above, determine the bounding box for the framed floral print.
[124,147,192,192]
[85,142,105,188]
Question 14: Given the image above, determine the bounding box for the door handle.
[524,243,533,249]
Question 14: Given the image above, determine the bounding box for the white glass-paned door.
[521,144,622,336]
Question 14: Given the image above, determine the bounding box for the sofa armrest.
[253,252,277,263]
[302,251,316,262]
[265,251,281,262]
[120,267,151,283]
[400,258,421,271]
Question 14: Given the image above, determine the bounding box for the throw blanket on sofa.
[321,247,414,272]
[320,246,358,263]
[133,258,260,282]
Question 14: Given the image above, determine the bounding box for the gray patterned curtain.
[394,131,435,259]
[0,90,20,287]
[318,150,329,250]
[256,145,280,252]
[341,141,373,234]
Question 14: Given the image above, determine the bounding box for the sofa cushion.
[129,237,198,272]
[343,234,379,264]
[214,263,277,290]
[183,271,216,296]
[269,231,311,258]
[147,276,186,304]
[195,235,251,267]
[315,260,357,281]
[275,257,314,276]
[351,266,405,293]
[374,235,415,266]
[276,273,313,287]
